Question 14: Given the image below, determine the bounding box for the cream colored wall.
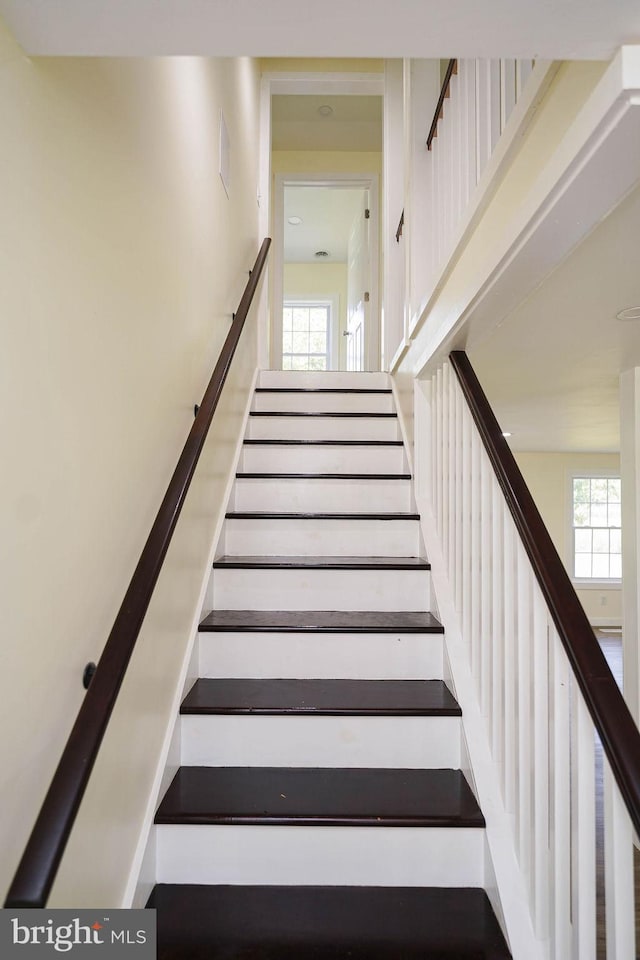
[0,18,261,904]
[261,58,384,74]
[514,452,622,623]
[284,262,347,323]
[272,149,382,176]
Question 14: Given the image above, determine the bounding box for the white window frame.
[567,468,622,589]
[282,296,337,371]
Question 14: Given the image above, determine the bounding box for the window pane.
[308,355,327,370]
[282,355,292,370]
[282,308,293,330]
[592,529,609,554]
[309,308,328,331]
[608,503,621,527]
[592,478,608,503]
[610,554,622,578]
[592,554,610,578]
[575,529,592,553]
[309,331,327,354]
[290,355,309,370]
[610,529,621,554]
[292,331,310,353]
[608,479,621,502]
[292,308,309,331]
[282,332,293,352]
[574,503,590,527]
[575,555,592,578]
[573,478,590,503]
[591,504,607,526]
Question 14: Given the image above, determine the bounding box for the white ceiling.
[284,186,366,263]
[469,181,640,453]
[273,95,382,152]
[1,0,640,58]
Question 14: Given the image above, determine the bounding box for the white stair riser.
[156,824,484,886]
[223,518,421,557]
[212,568,430,611]
[198,632,444,680]
[253,393,395,414]
[259,371,389,390]
[181,716,460,768]
[233,478,412,513]
[247,416,399,442]
[240,444,404,474]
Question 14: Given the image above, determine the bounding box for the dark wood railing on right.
[5,238,271,909]
[427,59,458,150]
[450,350,640,840]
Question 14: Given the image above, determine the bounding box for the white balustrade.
[426,359,638,959]
[422,58,534,315]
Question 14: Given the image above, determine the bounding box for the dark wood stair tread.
[148,884,512,959]
[249,412,398,418]
[243,439,404,445]
[155,767,484,827]
[212,555,429,570]
[180,679,461,716]
[199,610,444,633]
[225,511,420,520]
[236,472,411,480]
[255,388,392,394]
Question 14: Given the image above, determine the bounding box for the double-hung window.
[571,475,621,581]
[282,301,331,371]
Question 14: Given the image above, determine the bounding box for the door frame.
[258,69,384,370]
[273,172,380,371]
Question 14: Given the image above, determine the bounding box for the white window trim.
[282,296,338,370]
[566,467,622,588]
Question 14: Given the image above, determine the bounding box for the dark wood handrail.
[5,238,271,908]
[427,59,457,150]
[450,350,640,840]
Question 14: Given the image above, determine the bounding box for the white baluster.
[479,454,492,713]
[454,378,463,613]
[488,59,501,155]
[502,508,516,811]
[465,58,478,202]
[604,759,635,959]
[500,59,517,133]
[447,364,456,583]
[461,401,472,643]
[550,632,571,959]
[435,367,443,535]
[490,476,503,755]
[532,591,550,940]
[516,542,533,881]
[469,426,481,659]
[571,688,596,960]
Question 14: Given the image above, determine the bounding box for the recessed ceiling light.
[502,432,512,438]
[287,216,302,226]
[315,250,330,257]
[616,306,640,321]
[318,104,333,117]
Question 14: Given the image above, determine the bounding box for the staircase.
[147,370,511,959]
